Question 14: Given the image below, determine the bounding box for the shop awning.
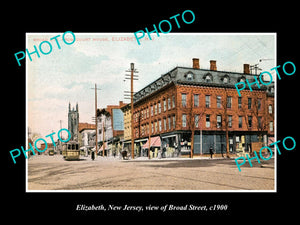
[142,136,161,149]
[99,142,108,151]
[135,138,148,143]
[268,137,275,146]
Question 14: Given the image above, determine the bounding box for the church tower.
[68,102,79,141]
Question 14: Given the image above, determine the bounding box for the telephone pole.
[91,84,101,157]
[250,64,262,75]
[125,63,138,159]
[148,101,151,159]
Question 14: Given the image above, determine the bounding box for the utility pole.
[124,63,139,159]
[250,64,262,75]
[102,117,105,156]
[148,101,151,159]
[91,84,101,157]
[190,91,194,158]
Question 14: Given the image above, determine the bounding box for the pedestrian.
[162,147,166,158]
[209,145,214,159]
[121,150,127,160]
[91,150,95,161]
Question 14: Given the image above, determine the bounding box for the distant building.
[68,103,97,155]
[121,103,132,151]
[78,123,96,156]
[68,103,79,141]
[40,143,55,155]
[98,101,126,156]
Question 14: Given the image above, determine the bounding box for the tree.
[186,91,206,158]
[218,89,231,158]
[251,96,268,143]
[97,108,111,156]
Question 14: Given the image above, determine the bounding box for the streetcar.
[48,148,55,156]
[63,141,80,160]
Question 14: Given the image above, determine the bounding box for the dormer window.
[205,75,212,83]
[185,72,194,81]
[239,76,246,83]
[203,73,213,83]
[222,75,230,84]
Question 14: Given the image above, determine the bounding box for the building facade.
[121,103,132,152]
[132,58,275,157]
[98,101,126,156]
[78,123,96,156]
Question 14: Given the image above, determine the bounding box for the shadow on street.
[122,158,275,169]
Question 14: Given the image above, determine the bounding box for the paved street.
[27,155,275,191]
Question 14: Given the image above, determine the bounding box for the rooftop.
[134,59,274,103]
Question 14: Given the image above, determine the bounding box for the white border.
[26,32,277,193]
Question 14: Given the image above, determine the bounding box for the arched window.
[185,72,194,81]
[238,76,246,83]
[205,75,212,83]
[222,75,230,84]
[187,73,193,81]
[203,73,213,83]
[206,76,211,83]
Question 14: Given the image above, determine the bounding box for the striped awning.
[99,142,108,151]
[142,136,161,149]
[268,137,275,146]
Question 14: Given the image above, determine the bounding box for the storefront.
[99,142,108,156]
[141,136,161,158]
[161,133,179,158]
[134,138,148,157]
[193,131,266,157]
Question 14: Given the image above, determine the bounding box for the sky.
[27,33,276,138]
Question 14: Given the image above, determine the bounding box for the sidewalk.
[29,153,275,163]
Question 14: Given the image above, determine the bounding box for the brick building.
[132,58,275,157]
[120,103,132,151]
[98,101,126,156]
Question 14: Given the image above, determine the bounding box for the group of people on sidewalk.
[90,145,219,160]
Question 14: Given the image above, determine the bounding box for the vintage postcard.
[26,33,276,192]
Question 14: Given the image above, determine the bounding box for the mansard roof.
[134,66,270,103]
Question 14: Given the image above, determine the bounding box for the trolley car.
[64,141,80,160]
[48,148,55,156]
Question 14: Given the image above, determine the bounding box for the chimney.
[243,64,250,74]
[210,60,217,71]
[192,58,200,69]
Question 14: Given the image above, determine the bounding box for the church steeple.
[68,102,79,141]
